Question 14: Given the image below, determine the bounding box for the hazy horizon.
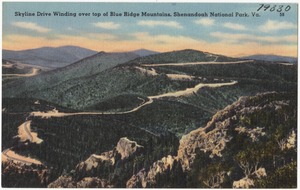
[3,3,298,57]
[3,45,298,58]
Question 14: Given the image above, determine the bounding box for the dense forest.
[2,49,297,188]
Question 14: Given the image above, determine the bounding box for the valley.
[2,48,297,188]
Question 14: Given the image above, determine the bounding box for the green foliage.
[255,161,297,188]
[3,107,179,184]
[2,66,32,75]
[187,92,297,188]
[85,94,147,112]
[154,62,297,82]
[127,49,235,64]
[2,50,297,188]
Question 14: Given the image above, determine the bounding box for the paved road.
[141,60,254,67]
[22,121,33,142]
[2,148,41,165]
[30,80,237,118]
[2,68,39,77]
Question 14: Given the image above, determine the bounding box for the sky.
[2,2,298,57]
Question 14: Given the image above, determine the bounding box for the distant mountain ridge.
[241,54,297,63]
[131,49,159,57]
[127,49,238,65]
[2,46,98,69]
[2,47,297,188]
[3,48,297,113]
[2,46,160,69]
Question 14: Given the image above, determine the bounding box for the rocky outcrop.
[126,169,147,188]
[127,155,176,187]
[127,155,185,188]
[235,126,265,142]
[126,92,296,188]
[48,137,144,188]
[179,118,233,170]
[77,177,111,188]
[74,137,144,176]
[177,97,246,171]
[126,96,247,187]
[46,92,296,188]
[48,176,77,188]
[75,151,115,173]
[116,137,144,160]
[2,161,49,187]
[177,92,294,171]
[48,176,110,188]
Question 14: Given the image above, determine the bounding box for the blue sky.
[2,2,298,57]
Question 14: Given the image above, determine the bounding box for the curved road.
[2,148,41,165]
[22,121,33,142]
[2,68,39,77]
[141,60,253,67]
[3,62,239,165]
[30,80,237,118]
[30,60,245,118]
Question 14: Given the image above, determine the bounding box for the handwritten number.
[264,5,270,11]
[285,5,291,11]
[277,5,283,12]
[257,4,264,11]
[270,5,276,12]
[257,4,291,12]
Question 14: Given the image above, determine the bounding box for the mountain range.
[2,46,98,69]
[1,47,297,188]
[2,46,159,70]
[241,54,297,63]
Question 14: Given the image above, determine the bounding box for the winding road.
[2,148,42,165]
[30,80,237,118]
[141,60,254,67]
[2,60,240,165]
[23,60,248,119]
[18,121,43,144]
[22,121,33,142]
[2,68,39,77]
[2,121,43,166]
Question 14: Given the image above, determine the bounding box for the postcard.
[1,2,298,188]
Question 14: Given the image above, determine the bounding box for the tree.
[202,162,227,188]
[235,150,261,177]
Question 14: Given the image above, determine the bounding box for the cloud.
[3,33,297,57]
[132,32,201,46]
[259,20,297,32]
[86,33,118,40]
[11,22,50,33]
[210,31,297,44]
[92,22,120,29]
[137,20,182,28]
[194,18,215,26]
[223,22,246,31]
